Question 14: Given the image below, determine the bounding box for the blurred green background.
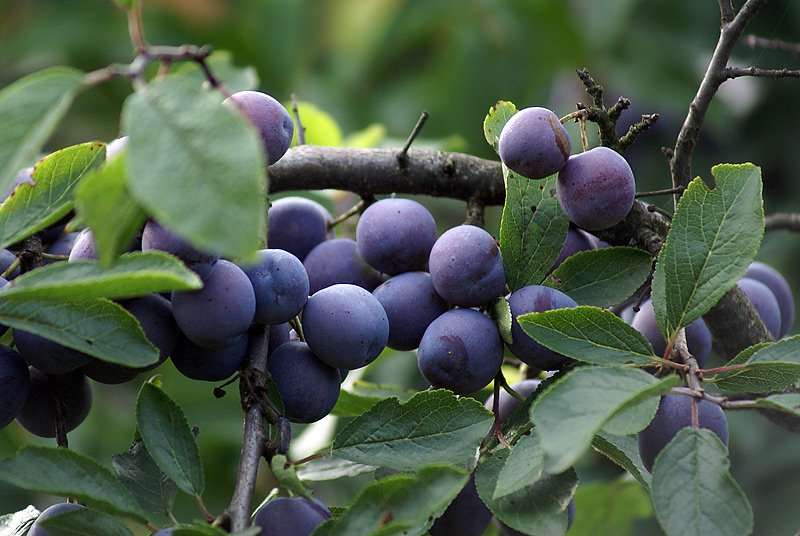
[1,1,800,534]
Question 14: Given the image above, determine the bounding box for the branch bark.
[669,0,767,192]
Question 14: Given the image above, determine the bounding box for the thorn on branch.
[396,110,429,168]
[291,94,306,146]
[635,184,685,198]
[608,97,631,123]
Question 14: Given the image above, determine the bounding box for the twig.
[396,111,429,167]
[48,375,69,448]
[291,94,306,146]
[464,196,485,228]
[765,213,800,232]
[719,0,735,23]
[328,197,370,229]
[618,114,660,152]
[725,66,800,80]
[745,35,800,55]
[226,324,271,531]
[669,0,768,195]
[635,186,685,198]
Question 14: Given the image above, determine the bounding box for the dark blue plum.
[483,379,541,425]
[304,238,383,294]
[0,276,8,337]
[150,528,177,536]
[556,146,635,231]
[506,285,579,370]
[631,299,712,367]
[253,496,332,536]
[737,277,782,339]
[355,198,437,275]
[548,227,596,274]
[16,368,92,438]
[302,284,389,370]
[417,309,504,395]
[372,271,448,351]
[171,332,249,381]
[0,345,29,428]
[13,329,94,374]
[0,248,19,278]
[498,107,571,180]
[429,474,492,536]
[745,262,794,337]
[267,197,333,261]
[171,259,256,348]
[142,220,219,281]
[428,225,506,307]
[268,322,291,356]
[29,503,85,536]
[638,394,728,472]
[242,249,309,324]
[267,341,340,423]
[222,91,294,165]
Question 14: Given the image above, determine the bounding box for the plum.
[417,309,504,395]
[556,146,635,231]
[498,107,571,180]
[223,91,294,165]
[428,225,505,307]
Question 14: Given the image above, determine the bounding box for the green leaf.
[518,306,658,366]
[171,50,259,94]
[0,142,105,249]
[0,505,38,536]
[0,298,158,367]
[591,432,651,489]
[0,251,202,301]
[499,169,569,292]
[73,150,148,267]
[0,445,147,522]
[568,480,652,536]
[296,457,376,482]
[331,383,416,417]
[492,429,545,499]
[544,247,653,308]
[651,164,764,342]
[475,449,577,536]
[121,78,266,260]
[490,296,513,345]
[332,390,493,471]
[531,366,678,474]
[751,393,800,417]
[136,382,204,497]
[651,428,753,536]
[712,336,800,393]
[37,507,133,536]
[483,101,517,154]
[270,455,312,499]
[0,67,85,196]
[112,439,178,516]
[311,464,468,536]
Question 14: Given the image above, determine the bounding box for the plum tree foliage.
[0,1,799,536]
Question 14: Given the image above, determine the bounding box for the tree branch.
[226,324,271,531]
[669,0,767,192]
[725,66,800,80]
[765,213,800,232]
[745,35,800,55]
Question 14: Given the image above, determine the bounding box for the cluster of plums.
[498,106,636,231]
[5,95,797,536]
